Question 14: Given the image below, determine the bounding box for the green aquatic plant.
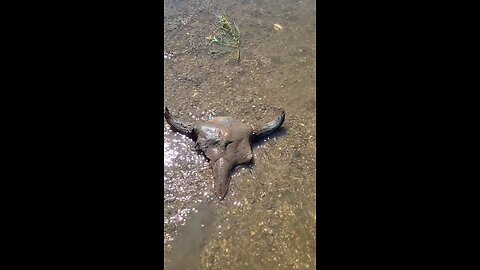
[207,14,241,61]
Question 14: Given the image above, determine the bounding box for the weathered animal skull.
[165,107,285,200]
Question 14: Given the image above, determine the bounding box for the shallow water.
[164,0,316,268]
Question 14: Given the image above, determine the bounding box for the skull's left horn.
[164,107,195,135]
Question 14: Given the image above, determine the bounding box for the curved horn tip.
[252,109,285,139]
[164,107,195,135]
[164,107,173,122]
[279,109,285,121]
[271,108,286,128]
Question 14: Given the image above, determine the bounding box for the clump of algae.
[206,14,241,61]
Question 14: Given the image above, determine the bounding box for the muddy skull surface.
[164,107,285,200]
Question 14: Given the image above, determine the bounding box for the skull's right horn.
[252,110,285,140]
